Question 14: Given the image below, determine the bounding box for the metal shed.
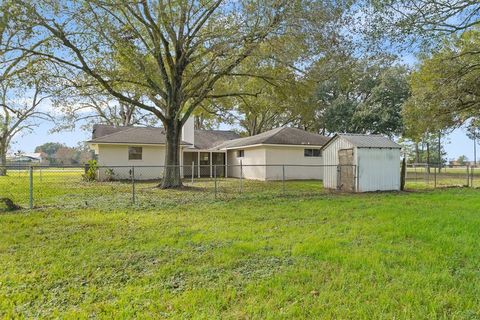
[321,134,402,192]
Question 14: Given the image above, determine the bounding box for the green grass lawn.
[1,188,480,318]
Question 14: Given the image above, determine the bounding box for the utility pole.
[474,130,477,168]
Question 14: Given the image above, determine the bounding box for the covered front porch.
[183,150,227,178]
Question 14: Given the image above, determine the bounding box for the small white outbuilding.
[322,134,402,192]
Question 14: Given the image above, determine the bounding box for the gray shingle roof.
[193,130,241,149]
[214,127,329,149]
[88,125,240,149]
[329,134,401,149]
[88,126,185,145]
[92,124,131,139]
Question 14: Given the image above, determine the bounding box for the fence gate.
[337,149,355,192]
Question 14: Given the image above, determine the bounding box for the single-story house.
[87,117,329,180]
[322,134,402,192]
[214,127,329,180]
[6,152,43,165]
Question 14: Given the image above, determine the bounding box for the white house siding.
[322,138,355,189]
[226,147,266,180]
[357,148,400,192]
[264,146,324,180]
[96,144,166,180]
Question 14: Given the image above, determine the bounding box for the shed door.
[337,149,355,192]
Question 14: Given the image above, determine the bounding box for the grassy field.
[1,188,480,318]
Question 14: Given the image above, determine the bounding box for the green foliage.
[34,142,65,156]
[307,56,410,136]
[400,133,448,165]
[404,28,480,137]
[104,168,114,182]
[82,160,98,182]
[35,142,92,165]
[457,155,469,166]
[207,54,313,135]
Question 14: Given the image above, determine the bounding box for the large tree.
[302,56,410,136]
[203,56,313,136]
[9,0,298,188]
[402,28,480,142]
[0,65,53,175]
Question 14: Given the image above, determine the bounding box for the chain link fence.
[2,163,477,210]
[406,163,478,189]
[1,164,338,210]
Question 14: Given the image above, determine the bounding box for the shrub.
[82,160,98,182]
[104,168,115,181]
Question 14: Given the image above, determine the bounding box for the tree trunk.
[0,141,7,176]
[160,120,183,188]
[415,143,419,163]
[426,142,430,173]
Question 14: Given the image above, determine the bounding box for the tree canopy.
[404,28,480,137]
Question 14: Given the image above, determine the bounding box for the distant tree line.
[34,142,93,166]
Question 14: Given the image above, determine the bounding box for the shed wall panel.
[357,148,401,191]
[322,137,355,189]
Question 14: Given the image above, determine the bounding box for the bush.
[82,160,98,182]
[104,168,115,181]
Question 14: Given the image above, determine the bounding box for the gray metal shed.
[322,134,402,192]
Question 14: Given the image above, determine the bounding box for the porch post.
[210,152,213,178]
[225,152,228,178]
[180,148,184,178]
[197,152,200,178]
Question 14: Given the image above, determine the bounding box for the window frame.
[128,146,143,160]
[304,148,321,157]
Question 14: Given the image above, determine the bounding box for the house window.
[128,147,143,160]
[237,150,244,158]
[304,148,321,157]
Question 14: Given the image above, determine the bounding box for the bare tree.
[0,6,53,175]
[54,90,159,132]
[0,71,53,175]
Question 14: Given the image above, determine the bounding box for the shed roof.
[215,127,329,149]
[323,134,401,149]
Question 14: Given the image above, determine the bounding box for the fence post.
[466,165,470,187]
[131,166,135,204]
[29,166,33,209]
[191,161,194,184]
[472,166,475,188]
[214,164,217,199]
[282,165,285,194]
[240,160,243,194]
[426,163,430,185]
